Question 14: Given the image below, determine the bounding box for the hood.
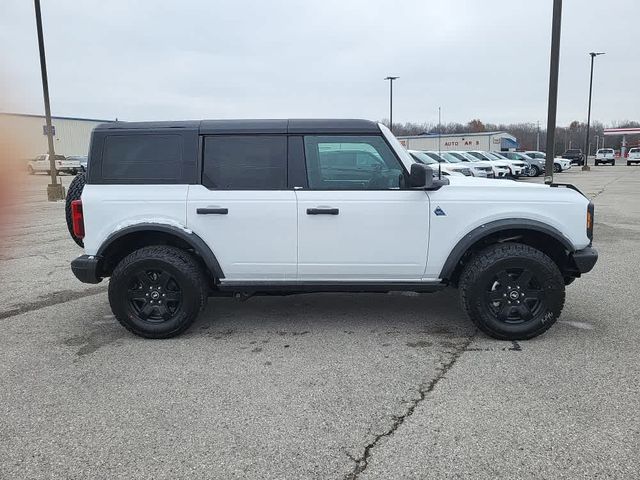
[445,175,548,189]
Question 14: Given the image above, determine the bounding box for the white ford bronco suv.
[68,119,597,340]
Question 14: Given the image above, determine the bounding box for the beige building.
[0,112,112,160]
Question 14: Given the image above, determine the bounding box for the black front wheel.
[109,246,208,338]
[553,163,561,173]
[459,243,565,340]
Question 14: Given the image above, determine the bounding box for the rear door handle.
[306,207,339,215]
[197,207,228,215]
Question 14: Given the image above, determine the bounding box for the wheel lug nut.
[162,294,166,297]
[146,293,149,297]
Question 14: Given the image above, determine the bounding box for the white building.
[0,112,112,160]
[396,131,519,152]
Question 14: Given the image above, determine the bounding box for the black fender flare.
[96,223,225,279]
[439,219,574,280]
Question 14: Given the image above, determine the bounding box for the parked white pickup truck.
[28,154,82,175]
[594,148,616,166]
[627,147,640,166]
[67,119,597,341]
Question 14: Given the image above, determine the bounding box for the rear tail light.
[586,202,594,241]
[71,200,85,239]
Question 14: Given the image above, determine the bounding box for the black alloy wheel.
[109,246,208,338]
[484,268,544,324]
[459,243,565,340]
[127,269,183,323]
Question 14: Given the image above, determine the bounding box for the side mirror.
[409,163,449,190]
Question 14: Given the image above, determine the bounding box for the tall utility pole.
[384,76,399,133]
[544,0,562,184]
[583,51,605,171]
[536,121,540,151]
[34,0,64,201]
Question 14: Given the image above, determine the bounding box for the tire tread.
[109,245,207,338]
[459,242,565,340]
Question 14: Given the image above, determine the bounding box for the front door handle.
[307,207,339,215]
[197,207,228,215]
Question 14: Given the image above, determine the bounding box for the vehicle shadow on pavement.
[188,288,474,339]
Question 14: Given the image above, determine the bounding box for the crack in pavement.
[0,286,108,321]
[344,334,476,480]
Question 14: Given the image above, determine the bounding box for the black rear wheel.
[528,165,539,177]
[459,243,565,340]
[109,246,208,338]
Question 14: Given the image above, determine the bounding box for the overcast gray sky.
[1,0,637,126]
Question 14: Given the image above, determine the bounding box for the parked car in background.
[27,154,66,175]
[408,151,466,177]
[72,156,89,172]
[417,151,473,176]
[466,151,527,178]
[437,152,494,178]
[446,151,508,178]
[594,148,615,166]
[562,149,584,165]
[498,151,542,177]
[524,151,571,173]
[55,156,83,174]
[627,147,640,166]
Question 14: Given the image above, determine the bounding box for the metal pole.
[389,80,393,133]
[384,76,399,133]
[583,52,604,171]
[34,0,64,200]
[537,121,540,151]
[583,55,595,171]
[544,0,562,184]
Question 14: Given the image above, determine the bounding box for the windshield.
[526,152,545,159]
[467,151,490,161]
[409,152,437,165]
[485,152,506,161]
[424,152,445,162]
[441,152,463,163]
[377,123,415,169]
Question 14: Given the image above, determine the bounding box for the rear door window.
[202,135,287,190]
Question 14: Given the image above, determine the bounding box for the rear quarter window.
[101,134,183,181]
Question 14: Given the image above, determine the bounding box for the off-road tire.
[65,172,86,247]
[109,246,208,339]
[459,243,565,340]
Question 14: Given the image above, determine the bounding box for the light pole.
[582,51,605,171]
[384,76,399,133]
[34,0,64,200]
[544,0,562,184]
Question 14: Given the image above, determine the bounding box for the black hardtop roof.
[94,119,380,135]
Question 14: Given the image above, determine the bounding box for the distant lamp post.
[384,76,399,133]
[34,0,64,200]
[582,51,605,171]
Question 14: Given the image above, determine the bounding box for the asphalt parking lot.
[1,166,639,479]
